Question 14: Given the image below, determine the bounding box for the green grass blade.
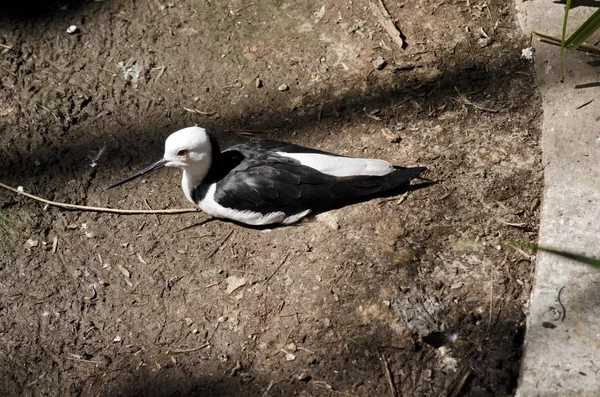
[560,0,572,80]
[565,8,600,50]
[536,246,600,269]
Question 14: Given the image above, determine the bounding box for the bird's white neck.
[181,162,211,204]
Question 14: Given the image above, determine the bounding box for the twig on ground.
[0,182,199,215]
[143,198,161,224]
[183,107,216,116]
[576,99,593,110]
[263,252,290,285]
[558,286,566,322]
[370,0,407,50]
[262,380,275,396]
[154,65,166,82]
[381,353,397,397]
[36,103,60,122]
[532,30,600,54]
[454,87,503,113]
[446,367,472,397]
[297,346,315,354]
[173,219,215,234]
[223,129,266,137]
[66,355,104,364]
[168,343,210,354]
[378,192,409,206]
[206,229,235,260]
[96,66,116,74]
[229,3,256,15]
[317,103,325,122]
[497,219,528,228]
[487,263,494,331]
[311,380,359,397]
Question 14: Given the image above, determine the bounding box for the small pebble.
[17,186,24,192]
[66,25,79,34]
[315,212,339,229]
[297,372,311,382]
[278,84,289,91]
[372,56,387,70]
[542,321,557,329]
[521,47,533,61]
[117,265,130,278]
[286,343,297,352]
[26,238,38,248]
[218,353,229,362]
[256,78,263,88]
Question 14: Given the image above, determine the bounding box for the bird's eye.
[177,149,188,157]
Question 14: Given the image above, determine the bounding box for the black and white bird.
[109,126,427,226]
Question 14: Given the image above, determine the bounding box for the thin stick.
[36,103,60,123]
[206,229,235,260]
[454,87,502,113]
[488,263,494,331]
[143,198,161,224]
[449,368,472,397]
[533,30,600,54]
[558,286,566,322]
[576,99,593,110]
[264,380,275,395]
[183,107,215,116]
[154,65,166,82]
[381,353,397,397]
[168,343,210,354]
[96,66,116,74]
[66,356,104,364]
[263,252,290,285]
[0,182,199,215]
[311,381,359,397]
[497,219,528,228]
[370,0,407,50]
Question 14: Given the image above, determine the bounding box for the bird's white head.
[107,126,215,192]
[163,126,212,170]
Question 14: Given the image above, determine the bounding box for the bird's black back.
[193,139,426,216]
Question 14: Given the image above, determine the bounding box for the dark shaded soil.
[0,0,541,396]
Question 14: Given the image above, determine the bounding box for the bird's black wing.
[212,143,426,216]
[213,147,336,215]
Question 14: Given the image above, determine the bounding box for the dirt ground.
[0,0,542,396]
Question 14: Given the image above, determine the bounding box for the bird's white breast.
[197,184,310,225]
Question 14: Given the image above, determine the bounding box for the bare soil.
[0,0,542,396]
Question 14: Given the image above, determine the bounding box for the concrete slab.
[515,1,600,395]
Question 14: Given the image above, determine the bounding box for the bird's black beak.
[107,159,168,189]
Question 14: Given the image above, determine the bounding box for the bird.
[108,126,427,226]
